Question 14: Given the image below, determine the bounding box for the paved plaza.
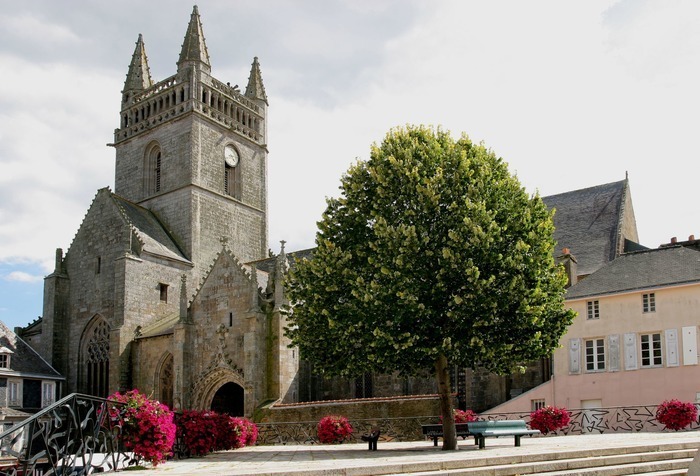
[120,431,700,475]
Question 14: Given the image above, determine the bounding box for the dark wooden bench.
[421,423,471,446]
[467,420,540,449]
[360,427,380,451]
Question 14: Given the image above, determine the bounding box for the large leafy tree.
[285,125,575,450]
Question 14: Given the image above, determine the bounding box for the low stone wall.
[254,403,700,445]
[256,394,444,444]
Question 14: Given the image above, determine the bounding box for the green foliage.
[285,125,575,378]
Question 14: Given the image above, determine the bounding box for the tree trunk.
[435,353,457,450]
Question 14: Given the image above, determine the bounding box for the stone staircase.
[385,442,696,476]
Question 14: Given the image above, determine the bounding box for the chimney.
[557,248,578,288]
[689,235,695,241]
[671,237,677,244]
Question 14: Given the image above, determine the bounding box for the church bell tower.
[112,5,269,278]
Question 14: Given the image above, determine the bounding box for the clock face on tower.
[224,145,239,167]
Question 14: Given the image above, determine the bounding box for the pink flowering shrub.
[176,410,218,456]
[317,415,353,444]
[214,413,244,451]
[529,406,570,435]
[656,399,698,431]
[175,410,259,456]
[440,409,479,423]
[108,389,176,467]
[231,417,259,447]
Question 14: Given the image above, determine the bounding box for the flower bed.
[175,410,258,456]
[317,415,353,444]
[529,406,570,435]
[656,399,698,431]
[108,389,176,467]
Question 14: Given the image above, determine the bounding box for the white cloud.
[3,271,43,283]
[2,0,700,275]
[0,12,80,46]
[0,54,117,264]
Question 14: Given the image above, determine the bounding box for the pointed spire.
[245,57,268,104]
[178,5,211,73]
[123,34,153,95]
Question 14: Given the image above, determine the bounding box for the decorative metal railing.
[0,393,131,476]
[481,404,700,435]
[257,404,700,445]
[257,415,437,445]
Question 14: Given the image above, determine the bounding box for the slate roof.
[0,321,62,379]
[112,195,190,263]
[543,179,633,277]
[566,245,700,300]
[253,248,314,275]
[273,180,634,280]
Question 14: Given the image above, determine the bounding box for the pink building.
[488,239,700,414]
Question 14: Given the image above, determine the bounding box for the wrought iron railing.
[0,393,131,476]
[257,404,700,445]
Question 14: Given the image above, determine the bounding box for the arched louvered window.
[144,143,162,195]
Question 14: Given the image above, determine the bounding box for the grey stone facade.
[28,6,295,416]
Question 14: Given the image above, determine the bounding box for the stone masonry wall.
[187,249,268,414]
[131,333,172,398]
[259,395,443,423]
[60,190,129,392]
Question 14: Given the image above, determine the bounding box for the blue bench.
[467,420,540,449]
[421,423,471,446]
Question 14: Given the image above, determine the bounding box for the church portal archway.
[191,367,248,415]
[210,382,244,416]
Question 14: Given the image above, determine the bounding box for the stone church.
[23,6,297,416]
[21,6,644,417]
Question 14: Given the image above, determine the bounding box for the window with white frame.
[8,380,20,407]
[642,293,656,313]
[585,338,605,371]
[641,333,663,367]
[531,399,546,411]
[587,300,600,320]
[42,382,56,408]
[0,354,9,369]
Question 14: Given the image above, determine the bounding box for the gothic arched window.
[81,318,110,398]
[144,143,162,195]
[158,353,174,410]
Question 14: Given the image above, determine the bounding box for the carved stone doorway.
[211,382,244,416]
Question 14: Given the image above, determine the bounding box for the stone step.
[387,448,696,476]
[526,455,693,476]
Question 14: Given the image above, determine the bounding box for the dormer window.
[0,347,13,369]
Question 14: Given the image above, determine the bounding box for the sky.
[1,0,699,330]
